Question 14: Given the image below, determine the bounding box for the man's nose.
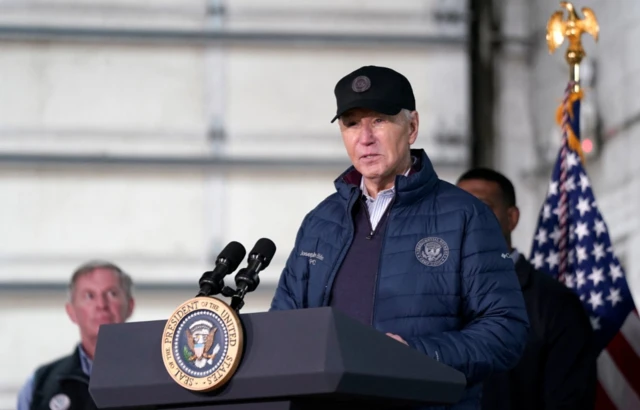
[97,294,109,309]
[358,124,376,145]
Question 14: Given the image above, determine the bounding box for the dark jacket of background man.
[457,168,596,410]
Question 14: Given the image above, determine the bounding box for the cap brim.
[330,99,403,123]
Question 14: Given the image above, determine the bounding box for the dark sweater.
[329,197,390,325]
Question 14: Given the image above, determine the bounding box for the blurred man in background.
[17,260,135,410]
[270,65,529,409]
[457,168,596,410]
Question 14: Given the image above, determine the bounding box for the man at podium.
[17,260,136,410]
[270,66,530,409]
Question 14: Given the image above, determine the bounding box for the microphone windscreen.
[250,238,277,268]
[218,241,246,272]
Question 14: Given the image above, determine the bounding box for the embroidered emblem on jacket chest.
[415,237,449,267]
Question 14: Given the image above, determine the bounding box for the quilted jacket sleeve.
[269,215,309,311]
[405,206,530,385]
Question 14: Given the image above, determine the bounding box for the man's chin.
[360,170,389,182]
[94,318,116,327]
[355,165,382,179]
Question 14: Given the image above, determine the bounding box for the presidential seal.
[351,75,371,92]
[415,237,450,267]
[162,297,244,392]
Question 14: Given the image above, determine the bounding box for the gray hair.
[400,108,414,123]
[68,260,134,301]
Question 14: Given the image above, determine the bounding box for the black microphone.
[233,238,277,297]
[197,241,246,297]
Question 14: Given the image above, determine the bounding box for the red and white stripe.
[596,310,640,410]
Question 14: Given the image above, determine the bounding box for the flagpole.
[544,1,599,281]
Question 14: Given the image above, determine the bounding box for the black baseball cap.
[331,65,416,123]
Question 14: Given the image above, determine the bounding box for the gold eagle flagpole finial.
[546,1,599,92]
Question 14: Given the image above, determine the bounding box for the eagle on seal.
[186,327,218,368]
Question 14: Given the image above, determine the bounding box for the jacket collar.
[515,254,533,289]
[334,148,439,206]
[54,345,91,383]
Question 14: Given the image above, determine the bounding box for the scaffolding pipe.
[0,24,467,47]
[0,152,349,171]
[0,152,463,171]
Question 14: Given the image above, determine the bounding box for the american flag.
[530,83,640,409]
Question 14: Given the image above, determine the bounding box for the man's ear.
[66,302,78,324]
[408,111,419,145]
[507,206,520,233]
[125,298,135,320]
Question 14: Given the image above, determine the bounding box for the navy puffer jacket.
[270,149,529,409]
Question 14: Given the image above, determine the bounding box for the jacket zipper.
[321,188,358,305]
